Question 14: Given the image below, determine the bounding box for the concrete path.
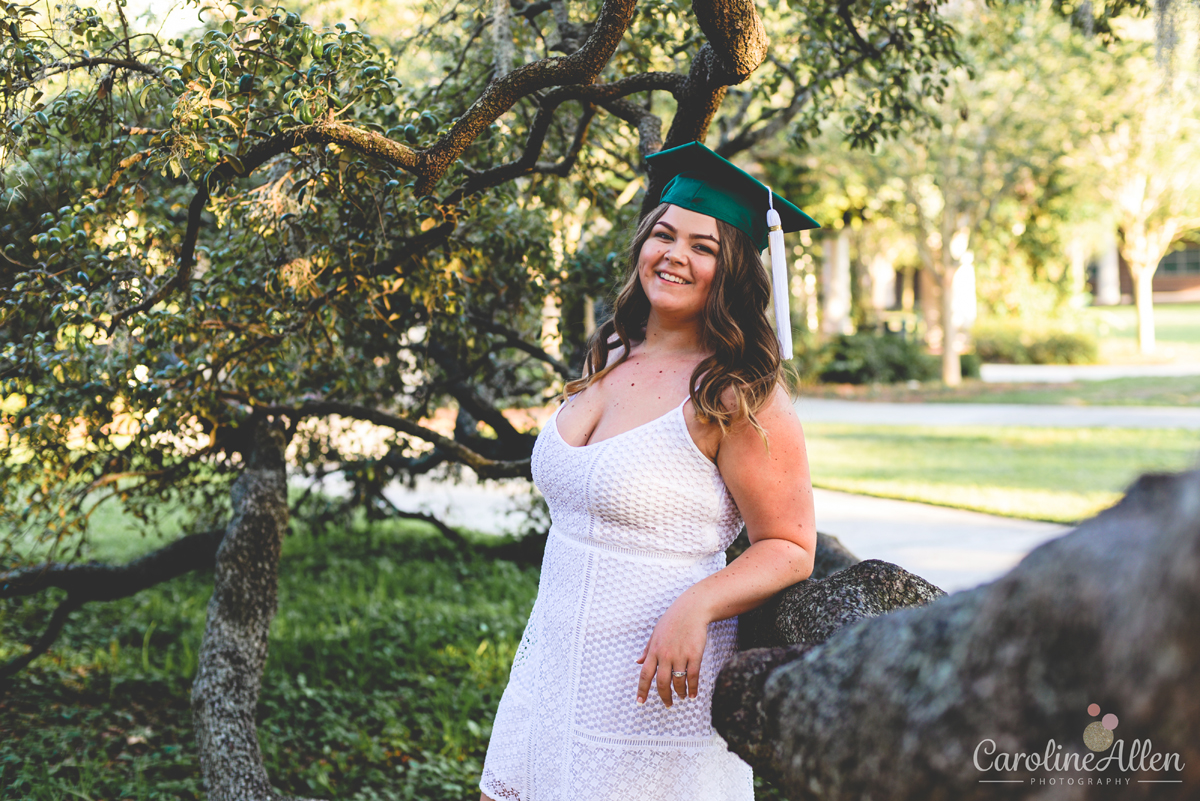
[794,397,1200,429]
[980,362,1200,383]
[378,476,1067,593]
[812,488,1068,592]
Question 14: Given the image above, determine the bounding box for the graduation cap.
[645,141,820,360]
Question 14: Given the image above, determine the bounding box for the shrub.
[973,322,1097,365]
[818,333,939,384]
[959,352,982,379]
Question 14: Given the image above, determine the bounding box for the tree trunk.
[1094,232,1121,306]
[1131,265,1157,354]
[715,469,1200,800]
[192,420,312,801]
[900,263,916,312]
[821,230,852,335]
[940,262,961,385]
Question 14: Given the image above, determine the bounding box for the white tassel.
[766,187,792,360]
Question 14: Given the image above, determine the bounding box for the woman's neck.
[640,311,706,359]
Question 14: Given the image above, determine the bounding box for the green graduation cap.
[645,141,820,359]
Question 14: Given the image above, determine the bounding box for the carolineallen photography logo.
[973,704,1186,788]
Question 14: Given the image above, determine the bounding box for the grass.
[0,515,790,801]
[1082,303,1200,345]
[802,374,1200,406]
[804,423,1200,523]
[1,518,543,800]
[802,301,1200,403]
[1083,302,1200,364]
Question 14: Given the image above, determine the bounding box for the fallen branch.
[0,528,224,601]
[0,528,224,680]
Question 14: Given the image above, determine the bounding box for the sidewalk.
[794,397,1200,429]
[813,488,1068,592]
[377,476,1068,593]
[980,362,1200,383]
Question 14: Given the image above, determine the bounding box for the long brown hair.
[563,203,783,436]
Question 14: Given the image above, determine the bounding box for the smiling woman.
[639,207,721,320]
[478,143,821,801]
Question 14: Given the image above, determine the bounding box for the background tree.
[1086,7,1200,353]
[0,0,962,794]
[791,1,1114,384]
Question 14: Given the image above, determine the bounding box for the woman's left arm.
[636,386,816,706]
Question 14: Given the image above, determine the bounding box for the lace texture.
[480,399,754,801]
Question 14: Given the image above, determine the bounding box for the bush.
[959,352,982,379]
[817,333,939,384]
[973,322,1097,365]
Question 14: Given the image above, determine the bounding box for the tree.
[1086,8,1200,353]
[1,0,962,794]
[806,2,1115,384]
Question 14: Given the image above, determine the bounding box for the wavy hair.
[563,202,783,436]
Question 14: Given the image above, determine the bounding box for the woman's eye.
[696,245,714,255]
[655,231,672,241]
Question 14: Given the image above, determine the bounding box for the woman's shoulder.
[720,383,800,440]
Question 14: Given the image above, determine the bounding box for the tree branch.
[106,122,422,332]
[416,0,638,192]
[0,597,81,681]
[836,0,879,59]
[715,56,869,158]
[43,55,162,80]
[0,528,224,680]
[255,401,532,479]
[448,72,678,202]
[599,97,664,158]
[0,528,225,600]
[376,493,469,547]
[691,0,769,81]
[424,341,538,452]
[474,316,573,378]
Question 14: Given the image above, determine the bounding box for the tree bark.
[941,262,962,385]
[1131,264,1157,354]
[191,420,312,801]
[715,469,1200,799]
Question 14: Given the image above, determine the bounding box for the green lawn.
[1082,303,1200,346]
[805,423,1200,523]
[803,373,1200,406]
[1,517,794,801]
[804,301,1200,404]
[1,519,542,800]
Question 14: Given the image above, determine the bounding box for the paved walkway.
[378,476,1069,593]
[794,398,1200,429]
[813,488,1067,592]
[980,362,1200,383]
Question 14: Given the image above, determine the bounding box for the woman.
[480,143,819,801]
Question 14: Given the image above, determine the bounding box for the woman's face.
[637,204,721,324]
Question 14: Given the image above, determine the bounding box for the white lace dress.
[479,397,754,801]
